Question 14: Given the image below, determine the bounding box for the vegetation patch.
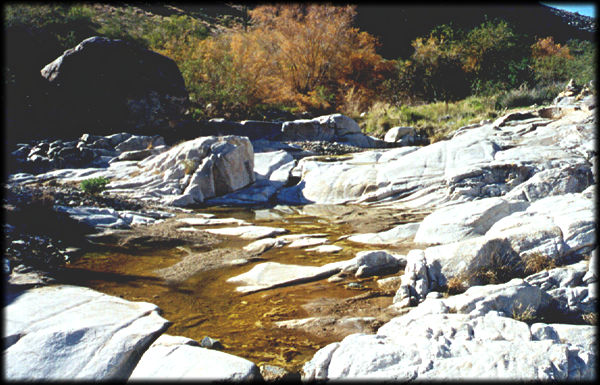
[80,177,110,195]
[522,252,557,275]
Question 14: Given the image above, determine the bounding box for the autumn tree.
[530,36,574,84]
[244,4,391,112]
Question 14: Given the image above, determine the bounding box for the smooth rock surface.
[348,222,420,245]
[128,334,261,381]
[204,225,288,240]
[4,285,170,380]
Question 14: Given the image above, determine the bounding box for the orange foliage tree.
[180,4,392,115]
[530,36,574,84]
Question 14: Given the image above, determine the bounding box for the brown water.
[64,205,416,372]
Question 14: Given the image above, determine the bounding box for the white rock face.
[303,295,596,381]
[204,225,288,240]
[384,126,415,143]
[128,334,261,381]
[227,249,403,293]
[176,217,249,226]
[413,197,529,245]
[4,285,170,380]
[106,136,255,206]
[253,150,295,182]
[278,104,594,210]
[226,261,344,293]
[442,278,552,317]
[306,245,343,253]
[348,222,420,245]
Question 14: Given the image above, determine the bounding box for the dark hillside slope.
[354,5,596,59]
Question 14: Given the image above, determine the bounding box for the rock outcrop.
[41,36,189,138]
[4,285,171,380]
[303,279,596,381]
[107,135,255,206]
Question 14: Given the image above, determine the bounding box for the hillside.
[3,3,596,145]
[354,4,596,59]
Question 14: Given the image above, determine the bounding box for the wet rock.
[200,336,224,350]
[176,217,249,226]
[306,245,343,253]
[54,205,129,229]
[377,276,403,291]
[243,237,289,254]
[227,261,346,293]
[259,364,299,382]
[275,316,379,339]
[4,285,170,380]
[287,237,329,248]
[129,334,261,381]
[205,225,288,240]
[342,250,404,278]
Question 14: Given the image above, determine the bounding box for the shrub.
[444,276,466,296]
[181,159,198,175]
[582,312,597,325]
[494,83,564,110]
[522,252,557,275]
[512,302,537,323]
[80,177,110,194]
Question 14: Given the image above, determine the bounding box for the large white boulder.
[413,197,529,245]
[303,295,596,381]
[4,285,170,380]
[348,222,420,245]
[107,136,255,206]
[128,334,261,381]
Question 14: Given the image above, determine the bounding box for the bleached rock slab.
[306,245,343,253]
[348,222,420,245]
[128,334,260,381]
[243,237,288,254]
[4,285,170,380]
[303,306,595,381]
[226,261,344,293]
[413,197,529,245]
[204,225,287,240]
[54,205,129,229]
[287,237,329,248]
[176,217,249,226]
[106,136,255,206]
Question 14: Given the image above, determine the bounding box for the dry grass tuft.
[523,252,557,275]
[512,302,537,323]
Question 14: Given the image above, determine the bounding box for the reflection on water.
[65,205,416,372]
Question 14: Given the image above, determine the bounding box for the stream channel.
[61,204,422,372]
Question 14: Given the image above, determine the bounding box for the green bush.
[80,177,110,194]
[495,83,564,110]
